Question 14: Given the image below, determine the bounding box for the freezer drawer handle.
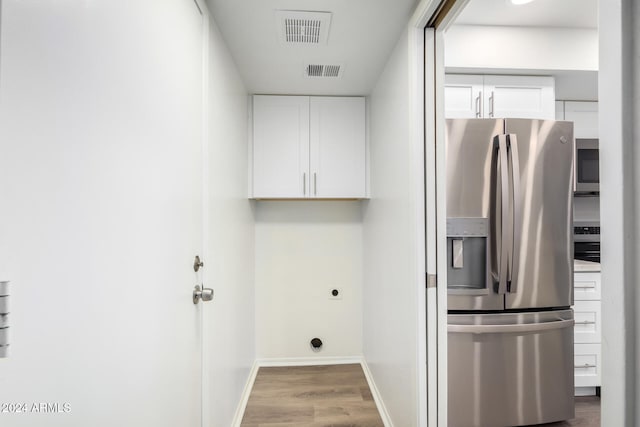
[448,319,574,334]
[575,363,597,369]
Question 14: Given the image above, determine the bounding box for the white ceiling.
[454,0,598,28]
[205,0,597,97]
[205,0,418,96]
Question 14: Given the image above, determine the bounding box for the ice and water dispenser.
[446,218,490,295]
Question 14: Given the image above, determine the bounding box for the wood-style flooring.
[240,364,600,427]
[537,396,600,427]
[240,364,384,427]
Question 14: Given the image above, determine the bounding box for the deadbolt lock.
[193,255,204,272]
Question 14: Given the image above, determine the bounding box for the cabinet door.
[574,343,601,387]
[574,271,601,300]
[565,101,598,138]
[483,75,555,120]
[556,101,565,120]
[253,95,309,198]
[573,300,601,344]
[444,74,483,118]
[309,97,366,198]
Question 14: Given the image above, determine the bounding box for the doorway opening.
[423,0,601,425]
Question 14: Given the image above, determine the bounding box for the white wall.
[254,202,363,360]
[363,27,420,426]
[598,0,637,425]
[634,2,640,423]
[202,12,255,427]
[445,25,598,72]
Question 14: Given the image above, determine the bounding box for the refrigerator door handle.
[507,134,521,292]
[494,135,510,295]
[448,319,574,334]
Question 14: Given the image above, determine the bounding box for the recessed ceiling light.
[511,0,535,4]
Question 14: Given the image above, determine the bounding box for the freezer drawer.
[448,310,574,427]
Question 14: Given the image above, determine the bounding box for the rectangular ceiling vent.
[305,64,343,78]
[276,11,332,45]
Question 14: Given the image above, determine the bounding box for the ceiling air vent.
[305,64,344,78]
[276,11,332,45]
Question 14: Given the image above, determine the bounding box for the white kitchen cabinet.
[483,75,555,120]
[443,75,483,118]
[573,300,601,344]
[445,74,555,120]
[574,343,601,388]
[251,95,366,199]
[573,270,602,393]
[574,271,601,300]
[564,101,599,139]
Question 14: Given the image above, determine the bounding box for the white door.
[0,1,204,426]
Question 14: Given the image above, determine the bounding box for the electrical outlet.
[328,287,343,300]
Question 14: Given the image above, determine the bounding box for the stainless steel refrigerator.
[446,119,575,427]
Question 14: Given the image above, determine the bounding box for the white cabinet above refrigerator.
[445,74,556,120]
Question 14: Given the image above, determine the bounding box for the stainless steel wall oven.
[574,221,600,263]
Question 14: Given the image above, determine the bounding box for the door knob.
[193,285,214,304]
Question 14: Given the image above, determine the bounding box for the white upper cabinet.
[251,95,366,199]
[310,97,366,198]
[483,75,555,119]
[443,75,484,118]
[445,74,556,120]
[564,101,599,138]
[253,95,309,198]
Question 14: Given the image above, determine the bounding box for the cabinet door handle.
[314,173,317,196]
[475,91,482,117]
[489,91,495,117]
[574,363,597,369]
[575,320,597,325]
[303,173,306,196]
[575,285,596,289]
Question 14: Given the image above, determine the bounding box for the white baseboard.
[230,360,260,427]
[360,359,394,427]
[574,386,598,397]
[256,355,363,367]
